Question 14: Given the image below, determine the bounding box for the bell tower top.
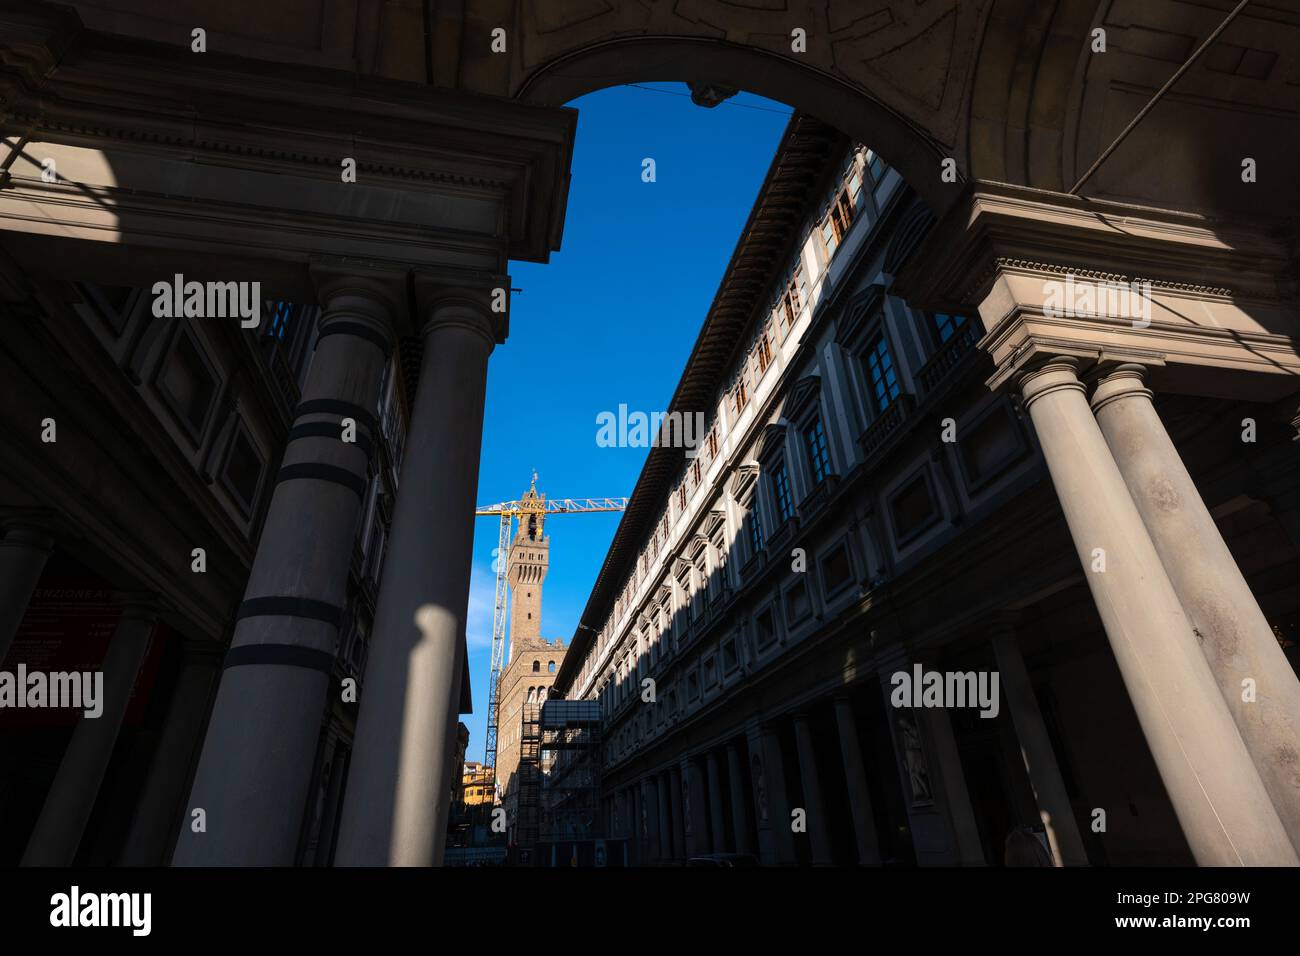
[508,476,549,652]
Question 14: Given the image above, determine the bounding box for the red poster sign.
[0,577,167,727]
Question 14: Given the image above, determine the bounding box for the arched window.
[532,661,540,672]
[527,687,535,702]
[548,661,556,673]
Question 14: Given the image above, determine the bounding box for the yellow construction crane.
[474,474,626,793]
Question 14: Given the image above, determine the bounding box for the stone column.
[23,595,158,865]
[758,722,796,864]
[726,741,754,855]
[990,625,1088,866]
[920,695,986,866]
[173,273,399,866]
[743,722,774,863]
[792,712,834,866]
[683,756,708,858]
[1093,364,1300,853]
[334,285,499,867]
[655,772,671,863]
[634,780,644,863]
[1018,357,1295,865]
[667,763,685,862]
[705,750,727,853]
[833,695,881,865]
[119,640,223,865]
[0,521,54,663]
[649,776,665,864]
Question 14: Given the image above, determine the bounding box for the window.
[820,215,839,259]
[689,554,708,619]
[748,509,764,556]
[772,463,793,525]
[548,661,556,673]
[820,167,861,261]
[754,606,776,649]
[532,661,540,673]
[268,301,295,340]
[931,312,968,346]
[776,266,805,342]
[755,330,773,373]
[865,333,901,414]
[847,168,866,213]
[803,418,832,486]
[866,148,885,184]
[710,523,727,579]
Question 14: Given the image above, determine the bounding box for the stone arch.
[505,1,1300,221]
[513,36,966,216]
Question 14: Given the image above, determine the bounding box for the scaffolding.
[538,700,603,847]
[516,702,543,854]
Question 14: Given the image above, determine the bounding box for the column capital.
[983,609,1023,640]
[1090,362,1153,415]
[413,271,509,347]
[1017,356,1086,410]
[0,520,55,553]
[177,636,226,668]
[308,261,405,343]
[113,591,162,623]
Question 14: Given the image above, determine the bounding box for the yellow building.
[461,762,496,809]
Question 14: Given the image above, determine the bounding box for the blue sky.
[462,84,791,760]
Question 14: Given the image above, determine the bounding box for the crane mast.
[474,478,626,800]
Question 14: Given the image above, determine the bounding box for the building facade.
[553,115,1300,866]
[461,762,495,810]
[0,293,427,866]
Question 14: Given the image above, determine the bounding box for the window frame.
[862,330,902,419]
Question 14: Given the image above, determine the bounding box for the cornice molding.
[895,181,1292,310]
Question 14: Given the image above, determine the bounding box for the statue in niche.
[752,753,769,822]
[897,714,933,805]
